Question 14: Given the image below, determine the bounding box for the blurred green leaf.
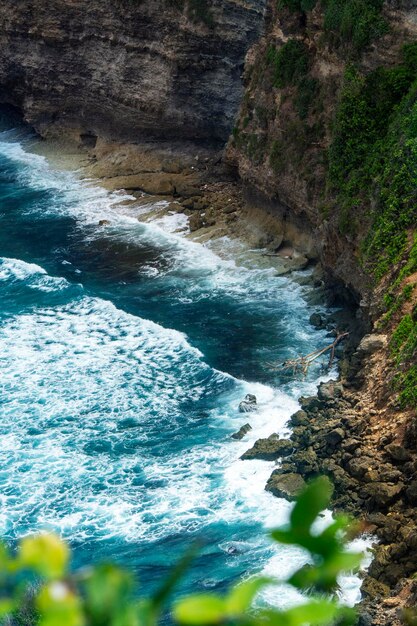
[290,478,333,536]
[284,600,339,625]
[83,563,133,621]
[173,594,226,625]
[226,576,273,614]
[0,597,14,617]
[37,581,84,626]
[19,534,69,579]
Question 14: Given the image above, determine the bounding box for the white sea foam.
[0,135,371,609]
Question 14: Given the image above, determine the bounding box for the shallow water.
[0,112,362,609]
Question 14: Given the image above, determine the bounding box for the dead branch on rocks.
[267,332,349,377]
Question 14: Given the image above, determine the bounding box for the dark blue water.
[0,113,361,608]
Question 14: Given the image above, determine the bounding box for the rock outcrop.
[0,0,266,145]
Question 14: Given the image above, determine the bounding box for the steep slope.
[0,0,266,145]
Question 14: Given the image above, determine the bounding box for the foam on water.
[0,125,370,606]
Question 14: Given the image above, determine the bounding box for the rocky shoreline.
[235,305,417,625]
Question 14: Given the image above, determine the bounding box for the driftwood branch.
[267,331,349,377]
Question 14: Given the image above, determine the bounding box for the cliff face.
[226,0,417,301]
[0,0,266,145]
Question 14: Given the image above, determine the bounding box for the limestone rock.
[290,410,309,426]
[241,434,294,461]
[317,380,343,402]
[238,394,257,413]
[0,0,267,145]
[231,423,252,441]
[357,334,388,355]
[265,471,306,500]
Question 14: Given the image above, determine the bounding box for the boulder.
[239,394,257,413]
[357,334,387,355]
[299,396,322,411]
[231,423,252,440]
[385,444,412,463]
[361,482,404,510]
[325,428,345,447]
[241,434,294,461]
[290,410,309,426]
[189,213,205,232]
[292,448,318,474]
[309,312,324,328]
[265,472,306,500]
[342,438,360,453]
[347,457,376,480]
[317,380,343,402]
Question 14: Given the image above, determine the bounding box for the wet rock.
[299,396,322,411]
[98,219,111,226]
[265,471,306,500]
[189,212,205,232]
[385,444,412,463]
[309,312,324,328]
[231,423,252,440]
[317,380,344,402]
[290,410,309,426]
[357,334,388,355]
[238,394,257,413]
[292,448,318,474]
[241,434,294,461]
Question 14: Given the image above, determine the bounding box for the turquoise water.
[0,112,360,608]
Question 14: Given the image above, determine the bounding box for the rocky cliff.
[226,0,417,301]
[0,0,266,145]
[3,0,417,622]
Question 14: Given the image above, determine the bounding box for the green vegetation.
[279,0,387,55]
[0,479,361,626]
[391,314,417,407]
[322,0,387,54]
[267,40,309,89]
[295,77,319,120]
[327,44,417,248]
[324,44,417,408]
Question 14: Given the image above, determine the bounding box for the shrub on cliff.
[267,40,309,89]
[0,479,361,626]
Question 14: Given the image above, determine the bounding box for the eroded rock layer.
[0,0,266,144]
